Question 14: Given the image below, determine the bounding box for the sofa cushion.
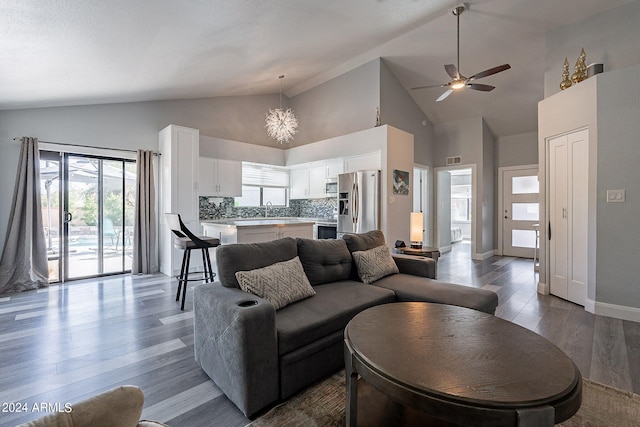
[342,230,386,253]
[372,273,499,314]
[275,281,395,355]
[235,256,316,310]
[352,244,399,284]
[217,237,298,288]
[296,238,352,285]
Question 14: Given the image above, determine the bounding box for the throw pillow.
[352,244,399,284]
[342,230,386,253]
[235,256,316,310]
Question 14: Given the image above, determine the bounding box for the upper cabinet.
[198,158,242,197]
[343,152,381,173]
[290,160,343,199]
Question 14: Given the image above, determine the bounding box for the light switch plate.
[606,189,625,203]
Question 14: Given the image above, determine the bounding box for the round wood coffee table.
[344,303,582,426]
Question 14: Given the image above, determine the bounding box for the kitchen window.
[235,162,289,207]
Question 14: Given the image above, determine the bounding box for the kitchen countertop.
[201,217,333,228]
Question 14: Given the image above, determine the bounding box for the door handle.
[548,222,551,240]
[64,212,72,223]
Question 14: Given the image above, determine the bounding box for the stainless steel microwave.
[325,179,338,197]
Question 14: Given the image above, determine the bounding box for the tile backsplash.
[199,197,337,220]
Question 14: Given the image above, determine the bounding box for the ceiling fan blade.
[467,83,495,92]
[468,64,511,81]
[436,89,453,102]
[412,83,446,90]
[444,64,460,79]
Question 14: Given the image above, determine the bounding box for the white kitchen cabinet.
[279,224,314,240]
[198,158,242,197]
[159,124,199,276]
[204,222,314,244]
[343,152,381,172]
[237,227,279,243]
[290,164,336,199]
[290,169,310,199]
[326,160,344,179]
[308,166,327,198]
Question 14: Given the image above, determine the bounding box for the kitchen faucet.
[265,201,273,218]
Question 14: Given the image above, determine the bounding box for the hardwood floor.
[1,242,638,426]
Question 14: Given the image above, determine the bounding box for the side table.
[396,246,441,262]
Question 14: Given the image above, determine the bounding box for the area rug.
[248,372,640,426]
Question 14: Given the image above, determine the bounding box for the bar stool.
[165,213,220,310]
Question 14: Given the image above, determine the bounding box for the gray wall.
[482,121,496,255]
[497,132,538,168]
[379,59,434,166]
[290,59,380,146]
[596,64,640,308]
[544,1,640,99]
[541,1,640,313]
[0,95,284,259]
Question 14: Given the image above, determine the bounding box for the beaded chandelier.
[265,75,298,144]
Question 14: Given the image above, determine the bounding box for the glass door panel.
[66,156,100,279]
[40,152,61,282]
[103,159,123,274]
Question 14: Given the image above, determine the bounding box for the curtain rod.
[13,137,161,156]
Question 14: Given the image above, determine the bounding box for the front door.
[502,167,539,258]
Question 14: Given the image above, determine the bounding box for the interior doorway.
[40,151,136,282]
[434,165,476,258]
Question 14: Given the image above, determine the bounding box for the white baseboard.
[439,245,452,254]
[537,281,549,295]
[586,298,640,322]
[472,250,496,261]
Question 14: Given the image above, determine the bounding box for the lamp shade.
[410,212,423,243]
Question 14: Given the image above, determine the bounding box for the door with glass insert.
[502,168,539,258]
[40,151,135,282]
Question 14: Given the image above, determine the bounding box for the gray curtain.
[0,137,49,294]
[132,149,158,274]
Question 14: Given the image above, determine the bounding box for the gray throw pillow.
[235,256,316,310]
[352,244,399,284]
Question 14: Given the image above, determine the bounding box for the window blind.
[242,162,289,188]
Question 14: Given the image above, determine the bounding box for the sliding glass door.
[40,151,136,282]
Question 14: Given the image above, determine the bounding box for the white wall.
[284,126,386,166]
[384,126,414,247]
[200,135,285,165]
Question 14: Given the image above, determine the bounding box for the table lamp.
[410,212,423,249]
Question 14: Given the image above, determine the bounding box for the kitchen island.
[202,218,315,244]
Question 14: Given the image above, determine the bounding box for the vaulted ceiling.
[1,0,633,138]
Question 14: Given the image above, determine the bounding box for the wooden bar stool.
[165,213,220,310]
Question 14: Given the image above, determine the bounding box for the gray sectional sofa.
[193,230,498,417]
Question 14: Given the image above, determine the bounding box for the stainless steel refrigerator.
[337,170,380,237]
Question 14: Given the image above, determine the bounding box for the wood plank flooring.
[1,241,638,426]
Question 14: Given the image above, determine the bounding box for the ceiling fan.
[412,5,511,102]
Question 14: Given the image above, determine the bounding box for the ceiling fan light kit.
[412,4,511,101]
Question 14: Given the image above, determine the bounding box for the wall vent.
[446,156,462,165]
